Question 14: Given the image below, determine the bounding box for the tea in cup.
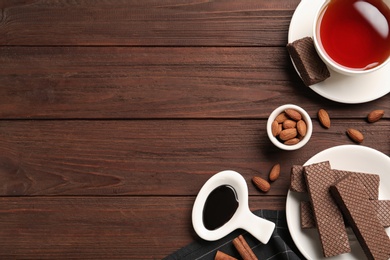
[313,0,390,75]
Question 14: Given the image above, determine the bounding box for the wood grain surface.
[0,0,389,259]
[1,120,389,197]
[1,46,389,119]
[0,196,287,259]
[0,0,297,46]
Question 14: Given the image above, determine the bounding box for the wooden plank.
[1,46,389,119]
[1,119,388,196]
[0,196,286,259]
[0,0,298,46]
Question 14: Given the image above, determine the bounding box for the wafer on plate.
[330,175,390,260]
[304,161,350,257]
[300,200,390,229]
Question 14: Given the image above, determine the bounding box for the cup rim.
[266,104,312,151]
[312,0,390,76]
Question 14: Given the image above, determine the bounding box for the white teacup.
[312,0,390,76]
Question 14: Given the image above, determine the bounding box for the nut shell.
[284,138,300,145]
[283,120,297,129]
[318,109,331,129]
[271,120,280,137]
[279,128,297,141]
[346,128,364,143]
[275,112,288,123]
[252,176,271,192]
[296,120,307,137]
[285,109,302,121]
[367,110,384,123]
[269,164,281,182]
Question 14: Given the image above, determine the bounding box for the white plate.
[286,145,390,260]
[288,0,390,104]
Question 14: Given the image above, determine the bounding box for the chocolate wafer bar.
[330,175,390,260]
[300,201,315,229]
[304,161,350,257]
[372,200,390,228]
[290,165,306,192]
[334,169,380,200]
[286,37,330,86]
[300,200,390,229]
[289,163,380,199]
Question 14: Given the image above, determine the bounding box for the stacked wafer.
[289,161,390,259]
[286,37,330,86]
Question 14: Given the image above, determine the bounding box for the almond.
[318,109,331,129]
[285,109,302,121]
[279,128,297,141]
[296,120,307,137]
[271,120,280,137]
[346,128,364,143]
[278,123,283,135]
[367,109,384,123]
[284,138,300,145]
[269,164,280,182]
[283,119,297,129]
[275,112,288,123]
[252,176,270,192]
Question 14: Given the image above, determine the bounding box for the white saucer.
[286,145,390,259]
[288,0,390,104]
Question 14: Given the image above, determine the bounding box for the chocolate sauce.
[202,185,239,230]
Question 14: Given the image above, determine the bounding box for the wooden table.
[0,1,389,259]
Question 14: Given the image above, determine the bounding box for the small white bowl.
[267,104,312,151]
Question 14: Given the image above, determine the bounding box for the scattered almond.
[296,120,307,137]
[346,128,364,143]
[285,109,302,121]
[269,164,280,182]
[279,128,297,141]
[367,109,384,123]
[275,112,288,123]
[318,109,331,129]
[252,176,270,192]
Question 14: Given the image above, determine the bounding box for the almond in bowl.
[267,104,313,151]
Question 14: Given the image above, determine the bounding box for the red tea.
[317,0,390,70]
